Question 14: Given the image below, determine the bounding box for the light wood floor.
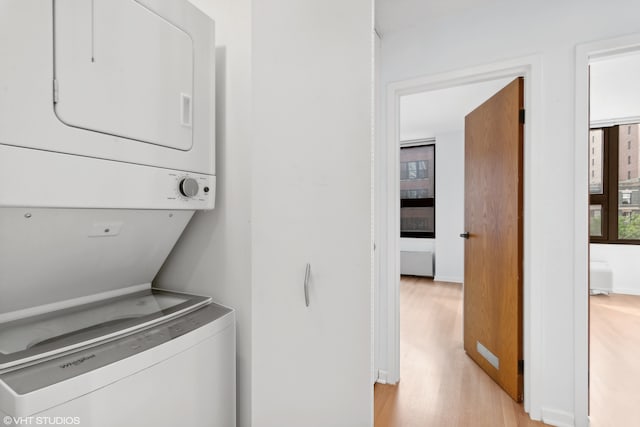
[590,293,640,427]
[374,276,547,427]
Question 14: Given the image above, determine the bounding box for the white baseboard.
[541,407,574,427]
[376,369,389,384]
[611,287,640,296]
[434,275,463,284]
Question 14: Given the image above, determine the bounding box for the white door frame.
[574,33,640,427]
[379,55,543,418]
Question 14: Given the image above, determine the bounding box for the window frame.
[400,143,435,239]
[590,125,640,244]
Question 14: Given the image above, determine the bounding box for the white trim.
[541,407,575,427]
[591,115,640,128]
[376,369,389,384]
[575,41,590,427]
[610,288,640,296]
[384,78,401,384]
[434,276,463,284]
[400,137,436,147]
[371,13,378,398]
[380,54,543,418]
[574,33,640,427]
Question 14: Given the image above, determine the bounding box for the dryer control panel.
[169,173,212,204]
[0,144,215,210]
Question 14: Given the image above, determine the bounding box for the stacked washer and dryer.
[0,1,235,426]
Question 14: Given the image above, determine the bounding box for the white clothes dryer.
[0,0,216,210]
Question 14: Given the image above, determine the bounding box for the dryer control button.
[179,178,199,198]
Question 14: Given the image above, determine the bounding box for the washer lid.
[0,288,210,370]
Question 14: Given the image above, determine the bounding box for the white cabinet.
[251,0,373,425]
[54,0,194,150]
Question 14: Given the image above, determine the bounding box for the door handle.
[460,232,470,239]
[304,263,311,307]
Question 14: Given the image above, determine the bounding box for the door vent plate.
[477,341,499,370]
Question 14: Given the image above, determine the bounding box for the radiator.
[400,251,434,277]
[590,260,612,295]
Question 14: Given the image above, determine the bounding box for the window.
[589,129,603,194]
[400,160,427,180]
[400,144,435,238]
[590,124,640,243]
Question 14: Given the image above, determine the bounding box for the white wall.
[434,131,464,283]
[155,1,253,426]
[400,238,434,252]
[377,1,640,425]
[591,244,640,295]
[591,53,640,125]
[399,78,512,141]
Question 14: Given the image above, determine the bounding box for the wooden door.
[463,77,524,402]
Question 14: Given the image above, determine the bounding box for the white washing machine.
[0,289,236,427]
[0,208,237,426]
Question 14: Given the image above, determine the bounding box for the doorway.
[586,52,640,427]
[573,33,640,427]
[376,56,543,420]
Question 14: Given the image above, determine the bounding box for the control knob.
[179,177,199,198]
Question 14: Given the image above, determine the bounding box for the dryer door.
[54,0,194,151]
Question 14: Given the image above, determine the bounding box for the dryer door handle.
[304,263,311,307]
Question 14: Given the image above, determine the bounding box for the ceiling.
[375,0,500,35]
[399,78,513,141]
[378,0,512,141]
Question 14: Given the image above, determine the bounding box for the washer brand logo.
[59,354,96,369]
